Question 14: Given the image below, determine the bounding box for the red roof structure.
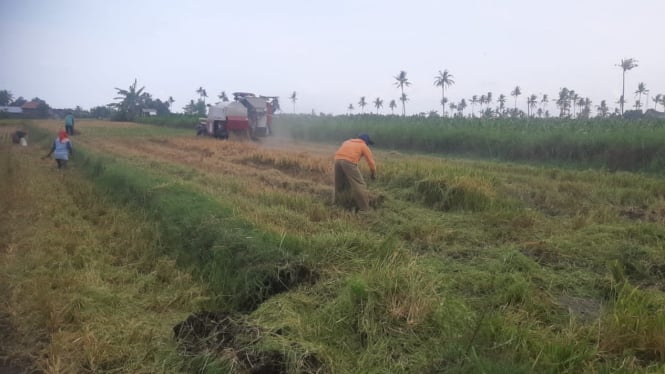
[21,101,40,110]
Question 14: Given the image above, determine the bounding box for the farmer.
[11,129,28,146]
[42,130,73,169]
[64,112,75,135]
[333,133,376,211]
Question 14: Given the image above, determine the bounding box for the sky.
[1,0,664,115]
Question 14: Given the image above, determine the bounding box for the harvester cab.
[199,92,279,140]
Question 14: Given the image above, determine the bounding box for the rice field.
[1,119,665,373]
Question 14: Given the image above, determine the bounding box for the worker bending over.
[333,133,376,211]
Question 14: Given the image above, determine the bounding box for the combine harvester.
[197,92,280,140]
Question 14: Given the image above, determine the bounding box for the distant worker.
[11,129,28,146]
[64,112,75,135]
[333,133,376,211]
[42,130,73,169]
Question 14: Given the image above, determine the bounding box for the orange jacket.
[334,139,376,173]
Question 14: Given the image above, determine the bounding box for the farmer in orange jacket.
[334,133,376,211]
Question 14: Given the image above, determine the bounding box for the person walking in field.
[333,133,376,211]
[64,112,75,135]
[42,130,73,169]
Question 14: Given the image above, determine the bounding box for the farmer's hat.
[358,133,374,145]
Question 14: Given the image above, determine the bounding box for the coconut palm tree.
[527,94,538,117]
[358,97,367,113]
[348,104,354,115]
[167,96,175,110]
[289,91,297,113]
[399,93,409,115]
[653,94,662,110]
[440,97,448,114]
[634,82,648,110]
[394,70,411,116]
[497,94,507,113]
[511,86,522,110]
[557,88,571,118]
[479,94,487,112]
[569,90,579,118]
[458,99,467,117]
[373,97,383,114]
[541,94,549,111]
[196,87,208,103]
[389,100,397,115]
[218,91,229,102]
[470,95,479,117]
[617,58,638,115]
[433,69,455,117]
[597,100,609,118]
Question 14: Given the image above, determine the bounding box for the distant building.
[0,106,23,114]
[142,108,157,116]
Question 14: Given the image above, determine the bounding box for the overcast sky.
[1,0,664,115]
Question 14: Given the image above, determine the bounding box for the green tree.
[596,100,609,118]
[394,70,411,116]
[497,94,507,113]
[358,96,367,113]
[196,87,208,103]
[373,97,383,114]
[168,96,175,110]
[112,79,145,121]
[458,98,467,117]
[634,82,648,109]
[557,88,571,118]
[389,99,397,115]
[399,93,409,115]
[470,95,479,117]
[511,86,521,110]
[433,69,454,117]
[617,58,638,115]
[0,90,14,106]
[218,91,229,102]
[527,94,538,117]
[347,104,354,115]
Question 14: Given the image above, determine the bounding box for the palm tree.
[218,91,229,102]
[449,102,457,115]
[569,90,578,118]
[399,93,409,115]
[167,96,175,110]
[634,82,648,110]
[527,94,538,117]
[290,91,297,113]
[373,97,383,114]
[348,104,354,115]
[196,87,208,103]
[458,99,467,117]
[470,95,479,117]
[616,96,627,115]
[597,100,609,118]
[511,86,522,110]
[358,97,367,113]
[440,97,448,114]
[479,94,487,112]
[653,94,662,110]
[660,94,665,112]
[617,58,638,115]
[433,69,455,117]
[557,88,571,118]
[394,70,411,116]
[541,94,549,111]
[389,100,397,115]
[497,94,507,114]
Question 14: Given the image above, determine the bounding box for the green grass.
[275,114,665,173]
[2,119,665,372]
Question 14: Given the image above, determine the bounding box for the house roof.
[21,101,40,110]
